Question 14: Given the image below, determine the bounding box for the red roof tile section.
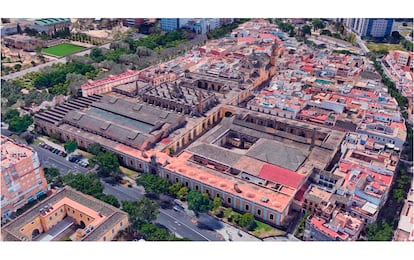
[258,164,304,189]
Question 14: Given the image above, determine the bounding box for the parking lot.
[33,143,90,175]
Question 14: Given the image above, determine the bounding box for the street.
[33,145,88,175]
[101,181,224,241]
[1,57,68,81]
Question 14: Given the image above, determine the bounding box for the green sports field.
[42,43,86,57]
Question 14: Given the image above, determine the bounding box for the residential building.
[1,135,48,222]
[304,212,364,241]
[1,186,128,241]
[344,18,394,38]
[121,18,146,28]
[160,18,222,34]
[160,18,180,32]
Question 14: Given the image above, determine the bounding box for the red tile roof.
[310,216,349,240]
[258,164,304,189]
[238,37,255,43]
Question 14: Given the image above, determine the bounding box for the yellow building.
[1,186,128,241]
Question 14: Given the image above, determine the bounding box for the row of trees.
[62,172,120,208]
[368,53,409,111]
[363,52,413,241]
[136,173,257,230]
[207,19,250,39]
[121,197,188,241]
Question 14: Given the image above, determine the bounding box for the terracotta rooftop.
[258,164,304,189]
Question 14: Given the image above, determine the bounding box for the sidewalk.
[37,136,65,150]
[215,221,260,241]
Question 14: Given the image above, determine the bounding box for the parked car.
[173,205,184,212]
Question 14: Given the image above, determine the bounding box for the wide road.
[32,145,88,175]
[2,58,68,80]
[102,182,224,241]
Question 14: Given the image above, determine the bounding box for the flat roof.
[246,139,309,171]
[1,135,34,167]
[187,143,242,166]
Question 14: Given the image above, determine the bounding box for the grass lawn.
[214,207,286,239]
[119,166,140,179]
[42,43,86,57]
[252,220,286,238]
[366,43,405,52]
[33,138,42,145]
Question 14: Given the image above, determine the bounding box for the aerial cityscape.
[1,17,413,243]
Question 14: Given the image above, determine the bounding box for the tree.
[136,173,169,195]
[238,213,256,230]
[63,173,104,198]
[224,208,233,219]
[8,114,33,133]
[90,48,105,62]
[348,33,357,44]
[44,167,60,183]
[213,197,222,211]
[20,131,34,144]
[92,151,120,176]
[139,223,170,241]
[64,140,78,153]
[187,190,213,214]
[320,29,332,36]
[14,64,22,71]
[4,109,19,123]
[295,212,311,238]
[177,187,188,201]
[366,221,393,241]
[136,197,159,223]
[35,45,42,55]
[312,19,325,30]
[45,167,60,178]
[168,182,183,197]
[87,142,102,155]
[392,188,405,203]
[302,25,312,36]
[99,194,120,208]
[121,197,159,227]
[17,24,22,34]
